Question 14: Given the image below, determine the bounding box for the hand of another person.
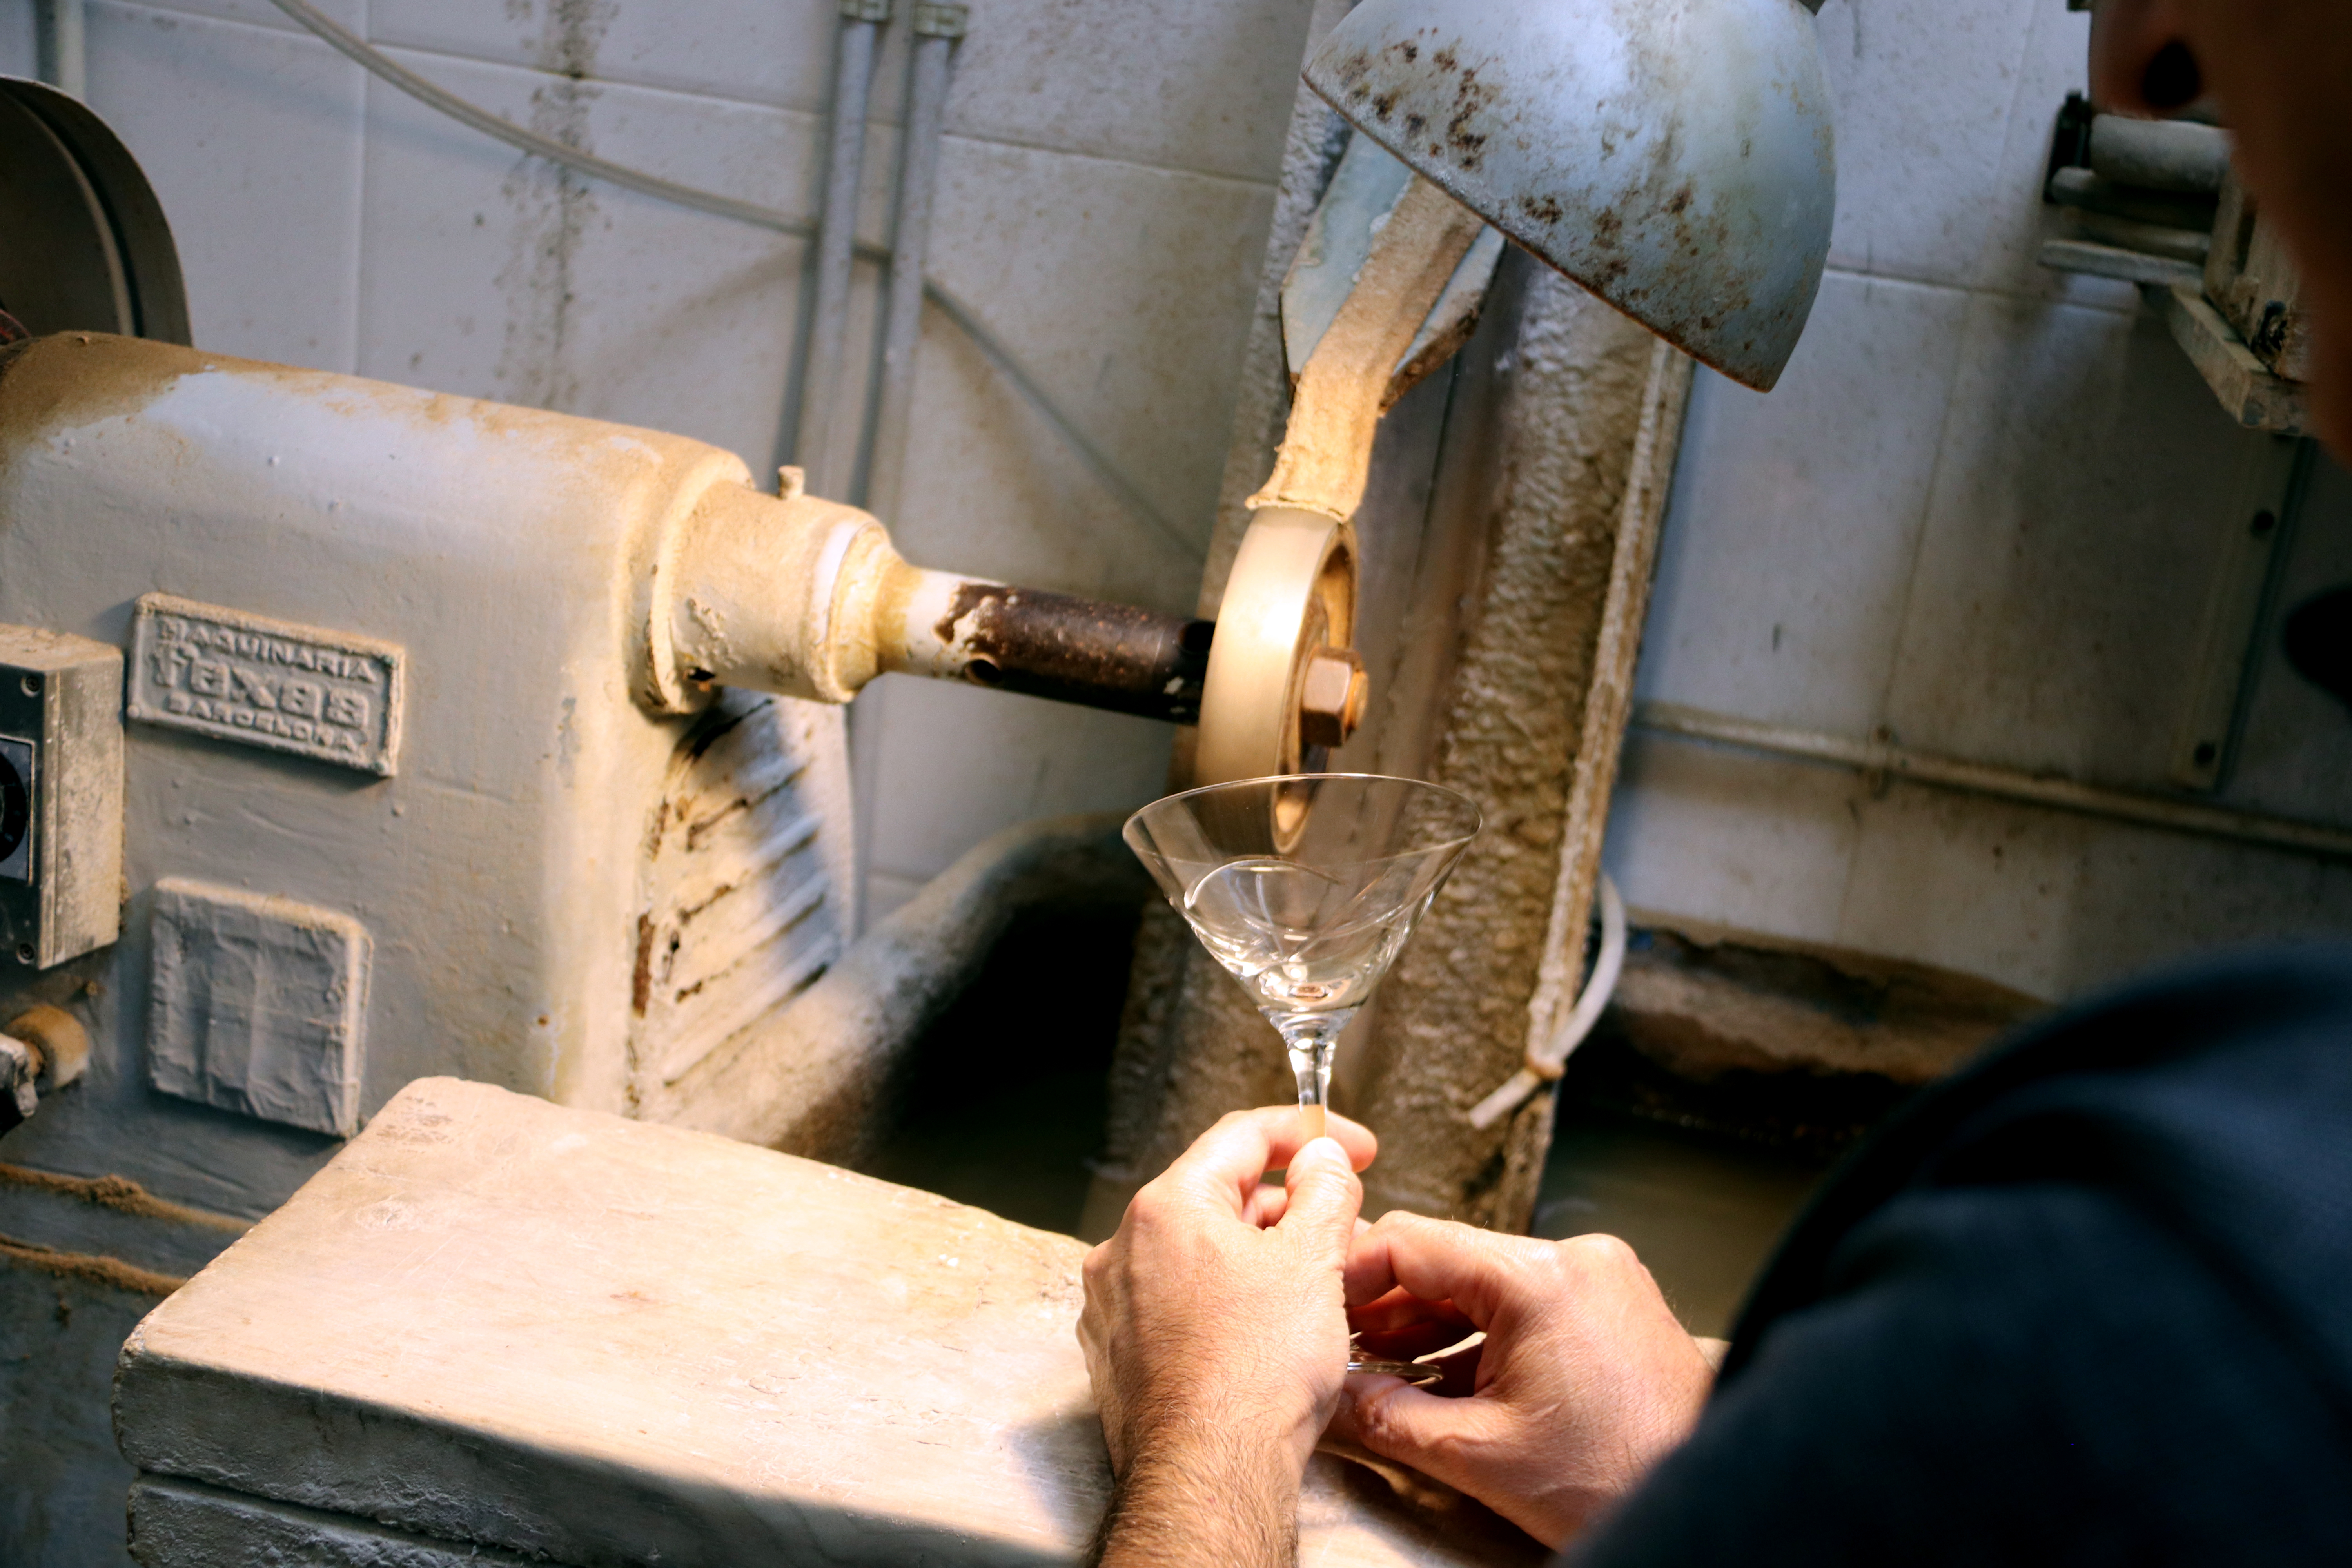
[1079,1107,1377,1566]
[1331,1213,1714,1549]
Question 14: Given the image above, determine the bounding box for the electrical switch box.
[0,626,124,969]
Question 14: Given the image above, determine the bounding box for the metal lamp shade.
[1304,0,1835,392]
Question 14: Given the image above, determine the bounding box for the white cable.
[1467,872,1627,1131]
[260,0,1192,557]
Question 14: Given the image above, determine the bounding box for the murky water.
[1532,1112,1828,1339]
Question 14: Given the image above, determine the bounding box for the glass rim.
[1124,771,1483,851]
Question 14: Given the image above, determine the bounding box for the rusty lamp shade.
[1304,0,1835,392]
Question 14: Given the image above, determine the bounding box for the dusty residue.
[0,1162,251,1234]
[1611,925,2041,1087]
[0,334,212,471]
[1250,177,1483,522]
[1349,273,1666,1227]
[0,1230,185,1296]
[494,0,619,410]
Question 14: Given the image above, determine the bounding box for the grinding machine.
[0,0,1842,1154]
[0,67,1528,1156]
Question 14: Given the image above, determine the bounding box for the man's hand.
[1079,1106,1376,1565]
[1332,1213,1713,1549]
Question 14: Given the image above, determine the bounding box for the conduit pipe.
[260,0,1187,554]
[1636,701,2352,862]
[36,0,86,100]
[794,0,892,499]
[862,0,965,520]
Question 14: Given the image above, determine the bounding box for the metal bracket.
[2168,433,2310,790]
[0,626,123,969]
[911,1,967,38]
[1280,133,1504,407]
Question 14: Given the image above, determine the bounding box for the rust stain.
[1312,11,1820,389]
[683,772,793,853]
[934,579,1014,649]
[631,912,656,1016]
[675,880,739,927]
[929,580,1207,722]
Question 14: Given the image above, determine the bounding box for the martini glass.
[1122,774,1481,1143]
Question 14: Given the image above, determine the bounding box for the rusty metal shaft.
[661,485,1298,730]
[883,572,1211,724]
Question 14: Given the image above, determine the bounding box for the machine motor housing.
[0,333,853,1183]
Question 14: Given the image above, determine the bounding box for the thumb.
[1277,1136,1362,1255]
[1332,1378,1497,1487]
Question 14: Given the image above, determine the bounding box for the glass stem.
[1275,1012,1348,1144]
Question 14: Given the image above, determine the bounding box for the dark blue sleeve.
[1567,1178,2352,1566]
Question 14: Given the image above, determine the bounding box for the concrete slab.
[116,1077,1538,1566]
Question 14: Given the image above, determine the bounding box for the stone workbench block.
[115,1077,1537,1567]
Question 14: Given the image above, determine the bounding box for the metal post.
[792,0,891,499]
[36,0,88,100]
[860,0,965,520]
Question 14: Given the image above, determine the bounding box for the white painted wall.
[1611,0,2352,1000]
[0,0,1316,929]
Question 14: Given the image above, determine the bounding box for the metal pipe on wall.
[793,0,893,499]
[263,0,1188,551]
[1635,701,2352,862]
[36,0,87,100]
[860,0,965,519]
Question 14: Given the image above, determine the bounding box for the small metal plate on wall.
[148,878,371,1137]
[2167,435,2308,789]
[0,624,125,968]
[127,594,405,776]
[0,735,31,882]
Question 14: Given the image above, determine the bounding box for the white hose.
[1466,872,1626,1131]
[259,0,1189,557]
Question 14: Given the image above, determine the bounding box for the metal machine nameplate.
[127,594,404,776]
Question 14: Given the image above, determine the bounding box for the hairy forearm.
[1090,1429,1304,1568]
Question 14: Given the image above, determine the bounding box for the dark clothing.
[1573,945,2352,1565]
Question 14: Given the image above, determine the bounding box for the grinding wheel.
[0,76,188,342]
[1193,505,1357,797]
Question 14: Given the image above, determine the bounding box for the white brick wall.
[1612,0,2352,999]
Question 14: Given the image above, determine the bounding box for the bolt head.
[1299,647,1367,749]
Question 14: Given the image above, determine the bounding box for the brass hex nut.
[1299,646,1368,749]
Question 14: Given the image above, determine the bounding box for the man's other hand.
[1333,1214,1713,1548]
[1079,1107,1375,1564]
